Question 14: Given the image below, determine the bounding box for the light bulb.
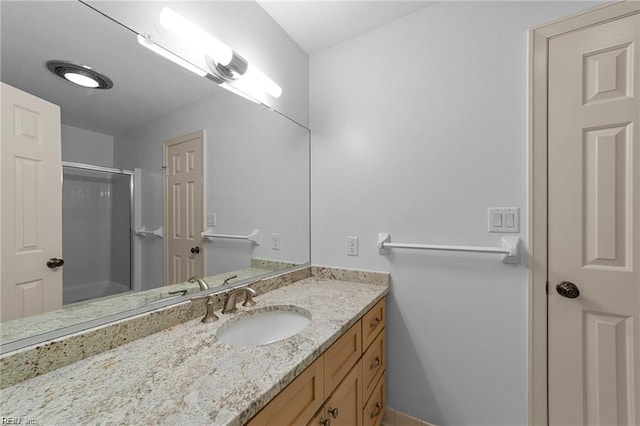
[137,34,207,77]
[159,8,233,66]
[243,65,282,98]
[64,72,99,88]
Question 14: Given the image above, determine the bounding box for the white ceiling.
[257,1,436,54]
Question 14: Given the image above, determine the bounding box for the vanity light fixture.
[159,7,233,67]
[46,60,113,89]
[137,34,207,77]
[158,7,282,99]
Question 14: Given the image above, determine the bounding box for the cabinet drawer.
[324,321,362,398]
[362,329,385,401]
[248,356,324,426]
[363,373,385,426]
[362,299,385,350]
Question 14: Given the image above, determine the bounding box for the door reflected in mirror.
[0,1,310,350]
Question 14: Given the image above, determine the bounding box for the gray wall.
[114,91,309,289]
[61,125,114,168]
[310,2,601,425]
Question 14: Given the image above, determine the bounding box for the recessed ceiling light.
[63,72,100,88]
[46,60,113,90]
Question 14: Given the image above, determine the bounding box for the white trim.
[527,2,640,424]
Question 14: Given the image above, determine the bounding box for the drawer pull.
[370,402,381,419]
[370,317,381,328]
[320,418,330,426]
[370,356,381,370]
[328,407,339,418]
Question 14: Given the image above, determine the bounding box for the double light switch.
[488,207,520,233]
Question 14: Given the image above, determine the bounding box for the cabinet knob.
[370,402,381,419]
[370,356,381,370]
[328,407,339,419]
[370,317,380,328]
[319,418,330,426]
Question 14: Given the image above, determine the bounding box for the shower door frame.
[61,161,135,299]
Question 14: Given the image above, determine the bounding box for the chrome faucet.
[188,276,209,291]
[222,287,257,314]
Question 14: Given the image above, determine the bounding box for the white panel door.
[548,12,639,425]
[163,131,204,285]
[1,82,63,321]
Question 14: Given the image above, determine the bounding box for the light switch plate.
[207,213,216,227]
[488,207,520,233]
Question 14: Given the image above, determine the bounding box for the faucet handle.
[242,287,257,307]
[190,295,219,323]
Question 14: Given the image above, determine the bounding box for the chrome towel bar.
[377,233,520,264]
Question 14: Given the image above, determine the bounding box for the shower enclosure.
[61,162,133,305]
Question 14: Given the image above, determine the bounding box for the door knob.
[556,281,580,299]
[190,246,200,254]
[46,258,64,269]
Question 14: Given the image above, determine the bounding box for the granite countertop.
[0,277,388,425]
[0,266,277,345]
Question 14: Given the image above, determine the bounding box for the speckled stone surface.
[250,258,299,271]
[0,278,388,425]
[0,266,278,345]
[311,265,390,286]
[0,267,311,388]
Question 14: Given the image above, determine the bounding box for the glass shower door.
[62,165,132,305]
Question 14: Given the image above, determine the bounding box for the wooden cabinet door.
[363,373,385,426]
[325,361,363,426]
[247,357,324,426]
[324,321,361,397]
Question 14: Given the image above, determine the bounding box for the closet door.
[548,12,639,425]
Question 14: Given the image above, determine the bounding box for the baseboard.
[382,407,437,426]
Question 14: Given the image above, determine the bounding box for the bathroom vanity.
[248,298,386,426]
[0,267,388,425]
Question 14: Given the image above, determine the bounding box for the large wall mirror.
[0,1,310,351]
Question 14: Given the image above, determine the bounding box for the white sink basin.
[216,306,311,347]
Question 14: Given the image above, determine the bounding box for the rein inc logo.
[1,418,36,425]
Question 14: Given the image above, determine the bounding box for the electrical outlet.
[272,233,280,250]
[347,236,359,256]
[207,213,216,227]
